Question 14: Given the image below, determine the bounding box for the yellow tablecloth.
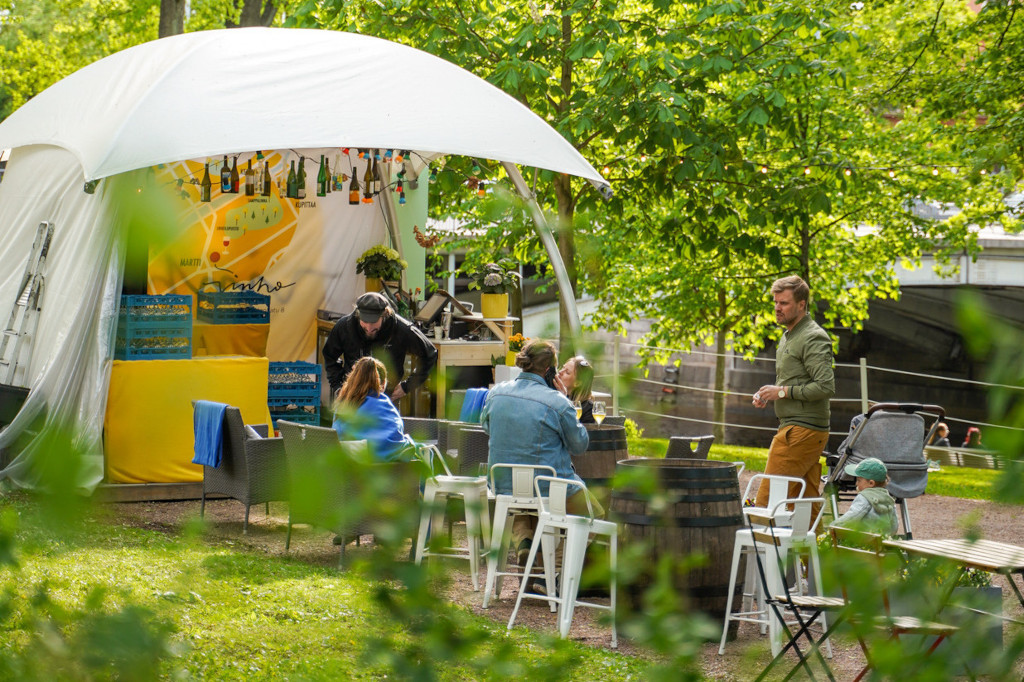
[104,356,273,484]
[193,322,270,357]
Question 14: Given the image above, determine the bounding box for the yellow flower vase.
[480,292,508,319]
[365,277,382,292]
[506,350,518,366]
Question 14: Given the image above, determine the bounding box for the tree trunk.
[158,0,185,37]
[227,0,278,28]
[555,7,577,357]
[713,289,727,442]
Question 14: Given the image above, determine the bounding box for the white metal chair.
[414,445,491,590]
[507,475,617,647]
[482,463,557,609]
[719,497,830,658]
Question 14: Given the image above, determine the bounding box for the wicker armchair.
[196,404,289,534]
[453,426,490,476]
[403,417,442,443]
[665,435,715,459]
[277,420,422,558]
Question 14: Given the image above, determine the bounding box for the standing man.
[322,291,437,403]
[752,276,835,509]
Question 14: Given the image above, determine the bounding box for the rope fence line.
[620,408,847,437]
[613,339,1024,391]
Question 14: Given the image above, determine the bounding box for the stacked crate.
[114,294,192,360]
[197,290,270,324]
[268,361,321,427]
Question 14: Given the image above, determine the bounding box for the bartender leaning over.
[322,291,437,403]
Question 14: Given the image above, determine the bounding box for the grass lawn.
[0,497,653,680]
[627,437,1002,501]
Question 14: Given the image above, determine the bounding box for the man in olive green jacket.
[752,275,835,512]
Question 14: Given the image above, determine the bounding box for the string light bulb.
[399,190,406,205]
[471,159,481,175]
[394,150,405,163]
[888,168,896,179]
[384,149,393,162]
[477,181,486,198]
[980,168,987,175]
[844,167,852,176]
[429,167,437,184]
[640,154,647,162]
[931,166,939,176]
[804,166,811,175]
[760,165,768,174]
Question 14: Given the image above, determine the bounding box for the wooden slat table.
[883,537,1024,608]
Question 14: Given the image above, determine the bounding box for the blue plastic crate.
[197,290,270,324]
[268,361,321,399]
[271,408,320,428]
[118,294,192,322]
[267,394,319,408]
[113,341,191,361]
[115,294,192,360]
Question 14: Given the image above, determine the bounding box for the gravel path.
[108,473,1024,680]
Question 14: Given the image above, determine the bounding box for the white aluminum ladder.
[0,221,54,386]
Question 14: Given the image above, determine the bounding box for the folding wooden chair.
[750,500,846,682]
[829,526,965,682]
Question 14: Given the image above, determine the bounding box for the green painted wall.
[395,167,428,302]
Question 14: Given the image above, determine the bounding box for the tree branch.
[884,0,945,95]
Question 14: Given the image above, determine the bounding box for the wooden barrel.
[610,458,744,637]
[572,424,629,508]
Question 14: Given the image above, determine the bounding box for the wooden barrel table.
[571,424,629,508]
[610,458,744,637]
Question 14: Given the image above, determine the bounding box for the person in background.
[831,457,898,535]
[962,426,982,448]
[481,339,597,566]
[930,422,951,447]
[322,291,437,404]
[555,355,595,423]
[333,357,415,462]
[752,275,835,516]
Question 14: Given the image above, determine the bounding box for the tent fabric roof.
[0,28,608,191]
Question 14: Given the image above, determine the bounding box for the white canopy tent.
[0,27,609,491]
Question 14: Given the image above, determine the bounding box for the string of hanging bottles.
[140,147,496,205]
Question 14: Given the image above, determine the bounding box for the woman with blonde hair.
[555,355,595,423]
[333,356,414,461]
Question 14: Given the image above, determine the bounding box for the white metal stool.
[738,474,807,633]
[508,476,617,648]
[719,497,829,658]
[482,463,557,610]
[414,446,491,590]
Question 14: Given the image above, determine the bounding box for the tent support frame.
[501,161,582,340]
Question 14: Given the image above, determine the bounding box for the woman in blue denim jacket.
[481,339,601,563]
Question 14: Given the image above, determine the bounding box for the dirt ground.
[106,471,1024,681]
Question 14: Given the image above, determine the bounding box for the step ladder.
[0,221,54,386]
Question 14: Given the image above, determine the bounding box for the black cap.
[355,292,389,323]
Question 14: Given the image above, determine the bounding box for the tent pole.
[501,161,582,340]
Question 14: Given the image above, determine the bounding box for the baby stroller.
[823,403,943,539]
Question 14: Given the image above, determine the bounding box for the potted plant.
[356,245,407,291]
[468,258,520,319]
[506,332,527,366]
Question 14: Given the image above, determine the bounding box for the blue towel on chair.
[459,387,489,423]
[192,400,228,467]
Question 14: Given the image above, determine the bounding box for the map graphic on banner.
[148,152,301,298]
[146,152,331,361]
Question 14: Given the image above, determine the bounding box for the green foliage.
[467,258,521,295]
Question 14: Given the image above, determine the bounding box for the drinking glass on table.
[593,401,606,428]
[573,400,583,421]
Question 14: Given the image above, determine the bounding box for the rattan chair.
[403,417,442,443]
[277,420,421,559]
[453,426,490,476]
[196,403,289,533]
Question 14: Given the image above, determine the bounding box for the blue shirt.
[481,372,589,495]
[333,392,414,461]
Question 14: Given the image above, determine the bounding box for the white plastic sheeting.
[0,146,124,490]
